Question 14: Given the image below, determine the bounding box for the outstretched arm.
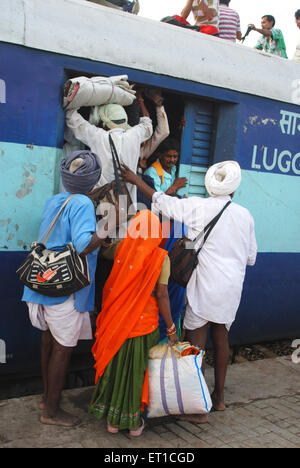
[249,24,273,38]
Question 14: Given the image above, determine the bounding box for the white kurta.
[66,109,153,203]
[140,106,170,160]
[152,192,257,326]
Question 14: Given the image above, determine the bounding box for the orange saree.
[92,210,168,384]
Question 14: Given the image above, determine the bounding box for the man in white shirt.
[121,160,257,422]
[65,101,153,204]
[293,10,300,63]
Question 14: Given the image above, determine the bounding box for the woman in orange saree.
[89,210,178,436]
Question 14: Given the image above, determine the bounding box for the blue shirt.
[144,164,176,192]
[22,192,97,312]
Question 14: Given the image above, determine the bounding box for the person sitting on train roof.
[22,150,118,428]
[250,15,288,59]
[65,101,153,204]
[181,0,220,36]
[293,10,300,63]
[218,0,242,42]
[120,160,257,422]
[143,138,188,196]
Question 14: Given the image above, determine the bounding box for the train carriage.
[0,0,300,376]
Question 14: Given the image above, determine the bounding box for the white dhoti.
[183,305,232,332]
[27,295,92,347]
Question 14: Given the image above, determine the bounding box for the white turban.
[205,161,241,197]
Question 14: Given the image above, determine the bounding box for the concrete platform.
[0,356,300,449]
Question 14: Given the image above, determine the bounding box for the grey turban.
[60,150,102,194]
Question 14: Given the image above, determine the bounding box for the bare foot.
[211,392,226,411]
[40,409,80,427]
[176,414,208,424]
[39,398,46,411]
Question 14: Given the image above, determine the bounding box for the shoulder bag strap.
[195,201,231,255]
[152,161,164,185]
[109,133,133,204]
[39,195,74,244]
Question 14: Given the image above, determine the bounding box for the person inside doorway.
[143,138,187,196]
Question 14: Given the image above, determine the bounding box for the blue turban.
[60,151,102,194]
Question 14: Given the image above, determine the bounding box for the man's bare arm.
[249,25,273,37]
[181,0,193,19]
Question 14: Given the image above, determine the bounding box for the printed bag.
[16,197,90,297]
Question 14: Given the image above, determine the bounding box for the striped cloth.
[192,0,219,28]
[219,4,241,42]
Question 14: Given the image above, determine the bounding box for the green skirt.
[89,328,159,430]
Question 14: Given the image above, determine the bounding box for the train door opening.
[143,89,216,199]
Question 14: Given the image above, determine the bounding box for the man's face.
[261,17,274,30]
[296,16,300,29]
[159,150,179,171]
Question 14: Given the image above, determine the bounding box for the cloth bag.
[16,197,90,297]
[88,134,135,222]
[148,345,212,418]
[63,75,136,110]
[169,201,231,288]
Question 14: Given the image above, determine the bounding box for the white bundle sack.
[63,75,136,110]
[148,345,212,418]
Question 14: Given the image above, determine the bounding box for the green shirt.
[256,29,288,59]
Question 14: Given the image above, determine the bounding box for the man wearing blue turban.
[22,151,113,428]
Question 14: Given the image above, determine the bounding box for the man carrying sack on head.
[120,160,257,423]
[66,101,153,205]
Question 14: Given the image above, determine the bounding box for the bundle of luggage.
[161,15,219,36]
[147,343,212,418]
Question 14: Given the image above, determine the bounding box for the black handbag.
[16,196,90,297]
[88,134,135,222]
[169,201,231,288]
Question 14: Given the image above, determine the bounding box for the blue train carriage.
[0,0,300,375]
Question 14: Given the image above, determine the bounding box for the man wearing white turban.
[120,160,257,422]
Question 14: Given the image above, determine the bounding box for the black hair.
[220,0,231,5]
[262,15,276,27]
[295,10,300,19]
[157,138,180,154]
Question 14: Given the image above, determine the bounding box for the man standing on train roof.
[293,10,300,63]
[250,15,288,59]
[65,99,153,204]
[120,160,257,421]
[22,151,116,427]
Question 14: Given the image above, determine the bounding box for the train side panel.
[0,43,299,373]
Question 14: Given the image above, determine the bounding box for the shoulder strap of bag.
[195,200,231,255]
[108,133,133,204]
[152,161,164,185]
[39,195,74,244]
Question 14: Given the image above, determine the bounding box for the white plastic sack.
[148,346,212,418]
[63,75,136,110]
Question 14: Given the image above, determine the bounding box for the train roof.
[1,0,300,105]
